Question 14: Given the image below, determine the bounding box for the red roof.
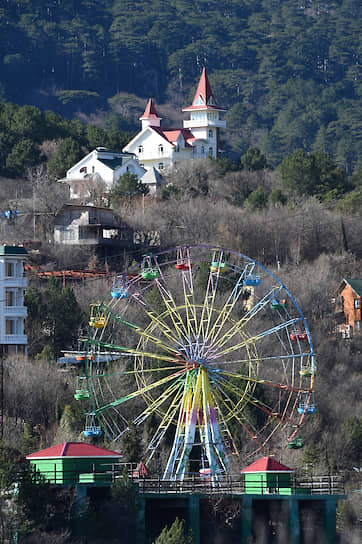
[183,68,225,112]
[241,457,293,473]
[150,127,194,147]
[26,442,122,459]
[140,98,162,120]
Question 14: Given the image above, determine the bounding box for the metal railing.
[33,465,345,496]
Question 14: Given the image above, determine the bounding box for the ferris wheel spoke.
[215,369,309,394]
[87,366,182,380]
[173,247,200,340]
[203,285,284,358]
[143,385,186,464]
[215,374,296,426]
[208,351,312,367]
[88,339,186,365]
[133,378,186,426]
[211,380,266,450]
[93,367,188,414]
[101,303,181,356]
[155,278,196,345]
[200,260,254,348]
[212,317,301,359]
[126,283,188,349]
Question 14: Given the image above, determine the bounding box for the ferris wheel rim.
[82,244,316,469]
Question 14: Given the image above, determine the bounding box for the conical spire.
[139,98,162,129]
[139,98,161,120]
[192,67,215,107]
[183,68,225,111]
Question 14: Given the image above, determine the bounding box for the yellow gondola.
[89,303,107,328]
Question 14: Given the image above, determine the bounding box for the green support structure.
[241,495,253,543]
[187,495,200,544]
[287,498,300,544]
[323,498,337,544]
[136,496,146,544]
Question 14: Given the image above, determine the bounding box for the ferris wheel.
[76,245,316,480]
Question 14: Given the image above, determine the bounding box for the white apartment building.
[0,245,28,356]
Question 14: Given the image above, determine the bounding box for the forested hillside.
[0,0,361,169]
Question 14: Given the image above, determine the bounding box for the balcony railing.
[3,334,27,344]
[3,306,27,317]
[183,119,226,129]
[3,277,27,288]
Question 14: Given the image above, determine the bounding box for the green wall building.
[26,442,122,485]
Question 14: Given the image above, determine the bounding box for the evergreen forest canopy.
[0,0,361,171]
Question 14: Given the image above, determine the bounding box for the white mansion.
[123,68,226,172]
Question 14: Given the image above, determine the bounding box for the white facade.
[125,126,194,172]
[62,147,146,202]
[123,68,226,173]
[0,246,28,356]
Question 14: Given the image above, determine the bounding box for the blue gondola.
[111,275,129,299]
[298,394,316,415]
[244,275,261,286]
[84,413,102,437]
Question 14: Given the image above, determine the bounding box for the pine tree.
[154,517,193,544]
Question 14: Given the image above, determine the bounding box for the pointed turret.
[183,68,225,112]
[183,68,226,158]
[139,98,162,129]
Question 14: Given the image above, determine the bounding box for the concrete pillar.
[323,498,337,544]
[136,496,146,544]
[187,495,200,544]
[287,498,300,544]
[240,495,253,543]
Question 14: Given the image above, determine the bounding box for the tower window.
[201,146,205,154]
[208,130,213,138]
[138,145,143,154]
[158,162,164,170]
[158,144,164,154]
[209,147,213,157]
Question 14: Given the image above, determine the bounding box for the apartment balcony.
[3,277,27,288]
[3,334,27,344]
[4,306,27,317]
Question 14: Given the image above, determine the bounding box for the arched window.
[208,129,213,138]
[158,144,164,154]
[208,147,213,157]
[138,145,143,154]
[201,146,205,154]
[158,162,164,170]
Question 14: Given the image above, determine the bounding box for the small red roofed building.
[123,68,226,172]
[241,457,294,494]
[26,442,122,485]
[332,278,362,338]
[132,461,149,479]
